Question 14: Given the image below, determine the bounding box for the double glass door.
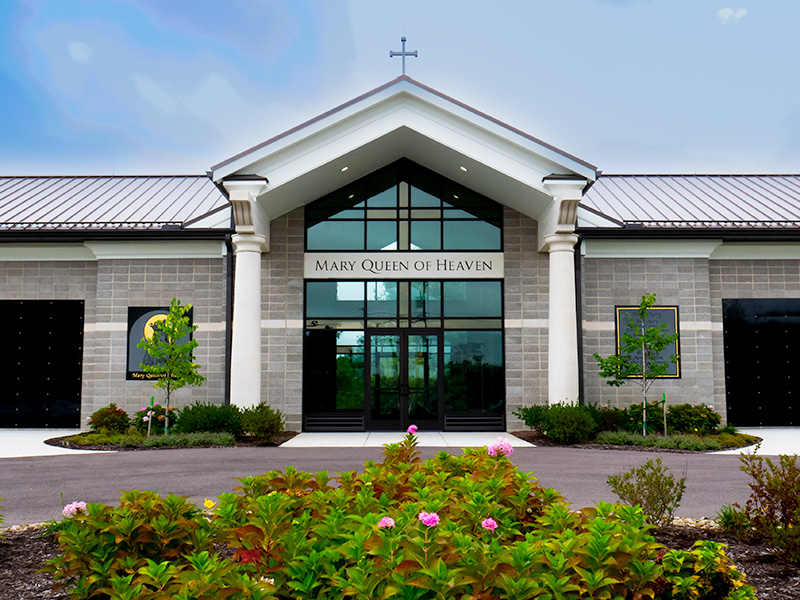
[366,330,442,430]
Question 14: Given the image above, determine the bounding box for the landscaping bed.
[511,430,762,453]
[44,431,299,452]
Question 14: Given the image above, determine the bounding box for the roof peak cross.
[389,36,418,75]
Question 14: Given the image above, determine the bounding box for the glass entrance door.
[366,331,442,430]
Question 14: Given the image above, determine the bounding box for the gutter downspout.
[575,233,584,404]
[224,233,234,405]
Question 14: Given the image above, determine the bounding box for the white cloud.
[67,41,93,63]
[718,8,747,25]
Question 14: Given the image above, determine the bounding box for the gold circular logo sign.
[143,314,167,340]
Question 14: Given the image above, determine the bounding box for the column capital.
[232,232,267,254]
[542,232,579,253]
[223,176,270,249]
[537,177,586,251]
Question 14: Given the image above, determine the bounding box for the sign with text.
[126,306,193,380]
[304,252,504,279]
[615,305,680,378]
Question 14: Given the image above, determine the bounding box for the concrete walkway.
[1,427,799,458]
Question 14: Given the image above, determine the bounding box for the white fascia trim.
[84,240,227,259]
[583,239,721,259]
[710,243,800,260]
[0,244,97,261]
[214,83,595,183]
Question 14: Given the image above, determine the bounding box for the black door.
[366,330,443,431]
[723,299,800,426]
[1,300,84,427]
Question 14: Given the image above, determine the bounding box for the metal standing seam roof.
[0,175,231,231]
[581,174,800,229]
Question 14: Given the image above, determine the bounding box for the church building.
[3,76,799,430]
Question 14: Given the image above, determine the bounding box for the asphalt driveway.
[0,445,752,526]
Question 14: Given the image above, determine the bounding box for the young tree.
[137,298,206,432]
[593,293,679,435]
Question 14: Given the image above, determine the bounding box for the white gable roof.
[211,76,597,222]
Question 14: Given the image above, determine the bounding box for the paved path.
[0,445,753,526]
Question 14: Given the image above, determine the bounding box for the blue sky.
[1,1,798,175]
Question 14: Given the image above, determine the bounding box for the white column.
[230,233,266,408]
[546,232,579,405]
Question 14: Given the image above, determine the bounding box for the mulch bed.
[43,431,299,452]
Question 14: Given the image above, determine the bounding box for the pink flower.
[481,518,498,532]
[707,404,715,411]
[407,424,418,434]
[62,501,87,517]
[487,437,514,457]
[377,516,395,529]
[85,417,92,423]
[139,407,147,412]
[418,511,440,527]
[143,416,150,422]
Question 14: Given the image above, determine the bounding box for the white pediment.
[211,76,597,225]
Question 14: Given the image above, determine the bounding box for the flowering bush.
[87,403,130,434]
[487,436,514,457]
[61,501,87,518]
[667,402,722,434]
[132,401,176,435]
[48,433,756,599]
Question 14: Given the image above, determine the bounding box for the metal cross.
[390,36,418,75]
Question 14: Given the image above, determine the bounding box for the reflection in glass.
[306,282,365,318]
[443,221,501,250]
[443,281,502,317]
[410,221,441,250]
[408,334,439,421]
[366,282,398,318]
[307,221,364,250]
[367,221,398,250]
[370,334,400,421]
[444,331,503,413]
[304,330,364,412]
[411,282,441,319]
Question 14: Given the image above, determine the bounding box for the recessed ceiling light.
[340,166,349,172]
[460,166,468,172]
[453,195,459,200]
[348,194,354,199]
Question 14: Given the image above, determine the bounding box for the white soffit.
[84,240,227,259]
[211,77,597,220]
[582,239,722,258]
[710,243,800,260]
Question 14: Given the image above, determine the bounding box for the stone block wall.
[88,257,228,417]
[580,257,720,414]
[503,208,549,429]
[260,209,305,430]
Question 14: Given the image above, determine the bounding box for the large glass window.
[305,159,502,251]
[444,331,504,414]
[304,330,365,412]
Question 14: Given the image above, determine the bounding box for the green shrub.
[716,503,753,540]
[512,404,548,433]
[87,403,130,434]
[595,431,722,451]
[623,401,664,435]
[740,450,800,564]
[46,436,756,600]
[607,457,687,526]
[718,424,738,435]
[513,402,597,443]
[585,402,627,432]
[667,402,722,434]
[132,401,179,435]
[241,402,285,443]
[142,432,235,447]
[173,402,243,435]
[713,432,757,449]
[67,431,144,446]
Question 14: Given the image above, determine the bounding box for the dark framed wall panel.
[2,300,84,427]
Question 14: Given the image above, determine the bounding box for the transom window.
[305,159,503,251]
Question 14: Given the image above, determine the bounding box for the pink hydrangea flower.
[487,437,514,457]
[85,417,92,423]
[62,501,87,517]
[407,424,418,434]
[139,407,147,412]
[481,518,498,532]
[418,511,440,527]
[377,516,395,529]
[143,416,150,422]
